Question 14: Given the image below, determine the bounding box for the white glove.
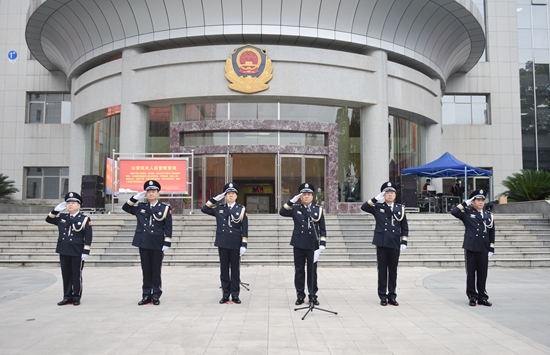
[375,192,385,202]
[314,249,321,263]
[213,192,226,202]
[54,202,67,212]
[319,245,326,252]
[134,191,147,200]
[240,247,246,256]
[488,251,493,259]
[290,194,302,203]
[400,244,407,252]
[81,254,88,261]
[162,246,169,253]
[465,197,475,206]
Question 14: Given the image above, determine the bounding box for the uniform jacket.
[361,199,409,250]
[279,201,327,250]
[122,198,172,250]
[201,199,248,250]
[46,211,93,257]
[451,202,495,253]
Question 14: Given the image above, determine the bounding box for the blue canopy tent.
[401,152,493,200]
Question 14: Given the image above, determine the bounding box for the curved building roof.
[26,0,485,82]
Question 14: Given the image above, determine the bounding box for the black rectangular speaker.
[81,182,104,190]
[82,175,104,183]
[81,196,105,208]
[80,189,103,198]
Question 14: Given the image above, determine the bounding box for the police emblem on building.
[225,44,273,94]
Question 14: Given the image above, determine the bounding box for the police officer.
[123,180,172,306]
[46,192,92,306]
[451,189,495,307]
[201,182,248,304]
[361,181,408,306]
[279,183,327,306]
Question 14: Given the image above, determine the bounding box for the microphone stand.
[239,254,250,291]
[294,208,338,320]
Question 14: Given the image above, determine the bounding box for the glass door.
[277,155,325,210]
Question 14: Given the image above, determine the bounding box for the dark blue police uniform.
[46,192,92,305]
[361,181,408,304]
[279,183,327,304]
[451,189,495,306]
[201,182,248,303]
[123,180,172,304]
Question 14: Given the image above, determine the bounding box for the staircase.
[0,213,549,267]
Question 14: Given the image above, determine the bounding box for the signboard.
[8,50,17,62]
[105,158,118,196]
[119,159,188,193]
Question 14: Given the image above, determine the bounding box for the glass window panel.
[205,156,226,202]
[471,95,486,103]
[517,7,532,28]
[181,132,228,146]
[257,103,278,120]
[280,156,301,204]
[26,167,42,176]
[229,131,278,145]
[43,168,61,176]
[60,178,69,198]
[305,157,326,204]
[441,96,454,103]
[29,93,44,101]
[45,102,61,123]
[533,29,549,48]
[43,177,60,199]
[279,132,325,146]
[532,7,548,29]
[63,94,71,101]
[455,104,472,124]
[455,96,471,103]
[230,103,258,120]
[472,103,488,124]
[46,93,63,101]
[280,104,340,123]
[442,103,455,124]
[26,178,42,199]
[186,103,228,121]
[60,167,70,176]
[519,49,533,64]
[535,48,550,62]
[29,103,43,123]
[518,29,532,48]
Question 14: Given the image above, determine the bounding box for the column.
[361,50,389,199]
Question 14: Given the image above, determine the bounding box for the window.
[28,93,71,124]
[442,95,489,125]
[25,167,69,199]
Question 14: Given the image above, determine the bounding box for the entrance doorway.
[193,153,325,213]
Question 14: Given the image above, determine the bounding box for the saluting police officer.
[279,183,327,306]
[201,182,248,304]
[451,189,495,307]
[46,192,93,306]
[361,181,408,306]
[123,180,172,306]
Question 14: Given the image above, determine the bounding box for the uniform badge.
[225,44,273,94]
[297,211,302,215]
[470,214,476,218]
[158,212,162,215]
[69,192,74,197]
[78,222,82,225]
[61,219,66,223]
[236,212,240,216]
[380,208,385,213]
[140,209,146,213]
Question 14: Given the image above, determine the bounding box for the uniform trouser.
[464,249,489,301]
[376,246,400,300]
[139,248,164,299]
[59,254,84,301]
[218,247,240,298]
[293,247,318,299]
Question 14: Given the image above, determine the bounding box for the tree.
[0,173,19,199]
[501,169,550,202]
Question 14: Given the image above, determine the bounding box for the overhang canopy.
[26,0,485,81]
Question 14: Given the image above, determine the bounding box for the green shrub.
[0,173,19,199]
[501,169,550,201]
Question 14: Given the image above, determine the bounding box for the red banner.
[119,159,187,193]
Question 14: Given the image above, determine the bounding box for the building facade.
[0,0,526,213]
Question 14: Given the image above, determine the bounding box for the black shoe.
[232,297,241,304]
[469,298,477,307]
[219,297,229,304]
[295,298,305,305]
[308,296,320,306]
[388,298,399,306]
[477,299,492,307]
[57,299,71,306]
[380,299,388,306]
[138,297,151,306]
[72,300,80,306]
[152,298,160,305]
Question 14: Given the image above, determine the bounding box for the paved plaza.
[0,265,549,355]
